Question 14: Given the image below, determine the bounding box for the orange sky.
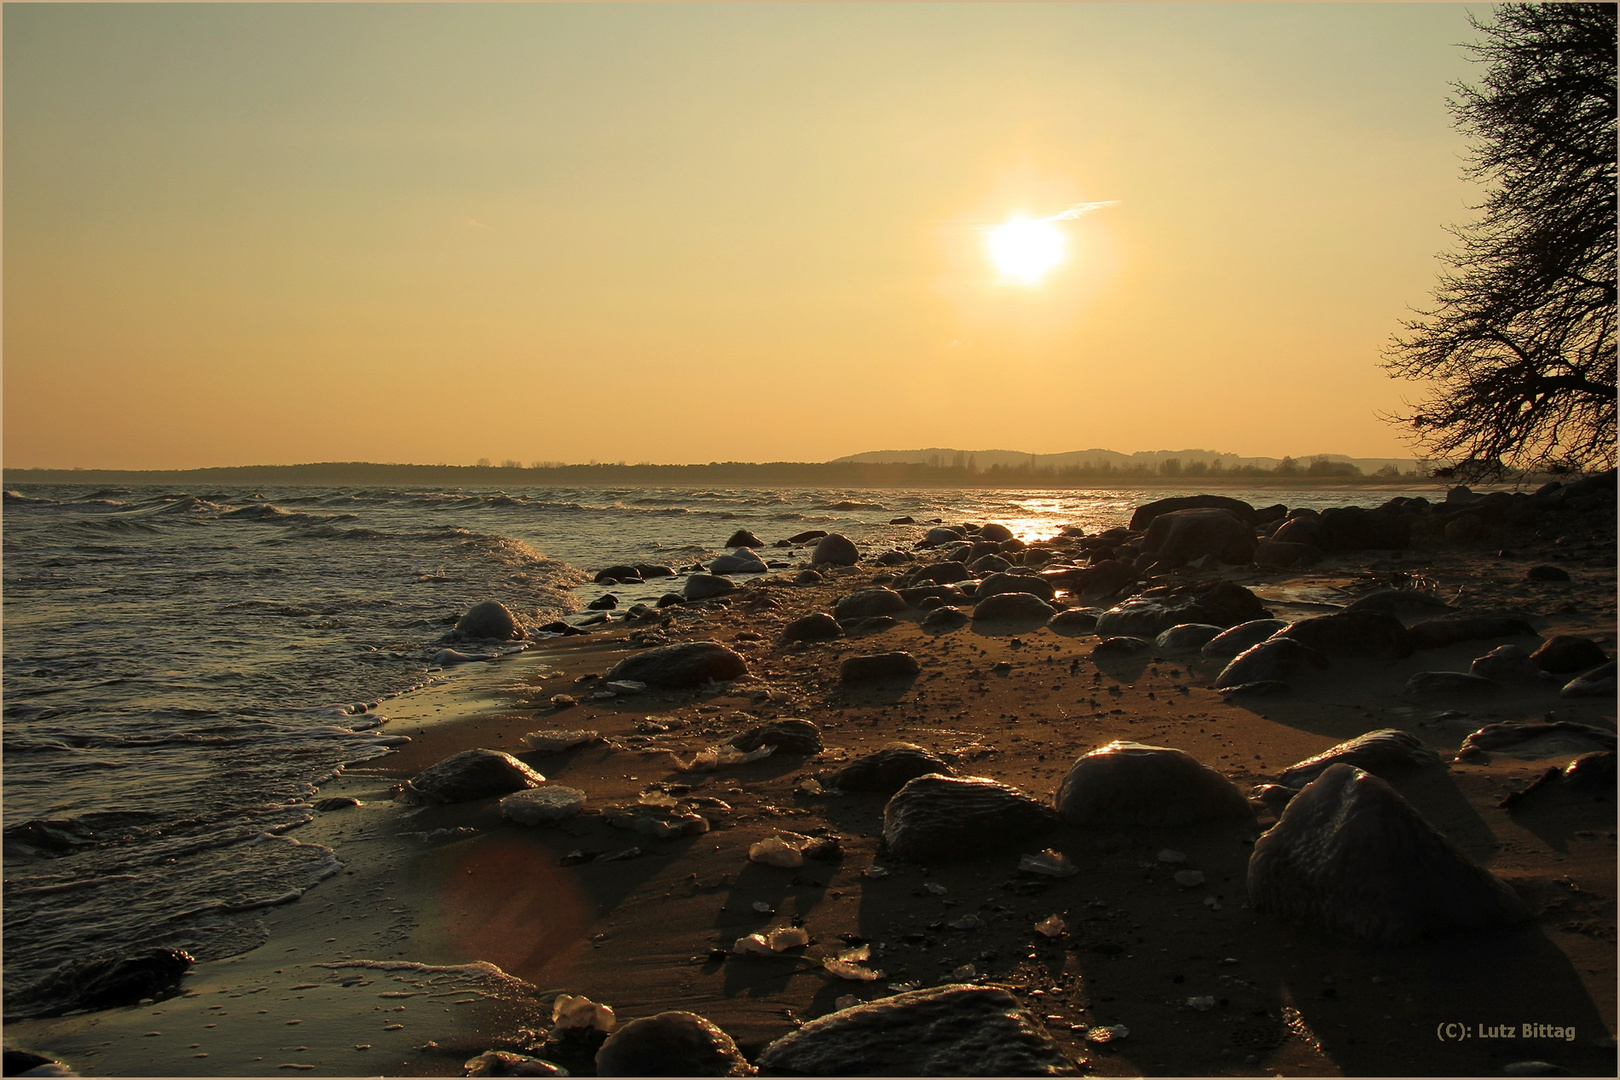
[4,4,1488,469]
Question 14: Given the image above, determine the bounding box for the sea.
[0,481,1405,1007]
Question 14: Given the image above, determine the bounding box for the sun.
[987,216,1064,283]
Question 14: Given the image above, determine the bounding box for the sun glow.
[987,217,1065,283]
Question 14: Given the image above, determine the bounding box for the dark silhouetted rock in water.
[756,984,1070,1076]
[1274,611,1412,659]
[409,749,544,804]
[1456,720,1618,762]
[883,774,1057,861]
[778,613,843,645]
[724,529,765,549]
[787,530,829,544]
[1403,671,1497,696]
[833,743,955,794]
[1200,619,1290,660]
[1560,660,1617,699]
[684,574,737,600]
[456,601,523,640]
[1048,608,1102,636]
[587,594,619,610]
[1407,616,1537,650]
[1055,741,1252,827]
[1498,752,1617,809]
[12,947,195,1020]
[974,572,1055,602]
[978,522,1015,542]
[731,719,823,756]
[920,607,970,633]
[607,641,748,688]
[1096,580,1270,638]
[3,1049,66,1076]
[810,533,859,566]
[594,1011,752,1077]
[1532,635,1609,674]
[1469,644,1554,684]
[1278,730,1445,788]
[971,592,1056,624]
[1525,564,1571,582]
[1129,494,1257,532]
[1154,623,1223,651]
[595,565,642,584]
[833,587,907,622]
[1247,764,1530,946]
[1214,639,1327,688]
[839,652,919,682]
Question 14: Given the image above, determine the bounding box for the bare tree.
[1384,3,1616,478]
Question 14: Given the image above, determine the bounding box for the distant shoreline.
[2,461,1467,489]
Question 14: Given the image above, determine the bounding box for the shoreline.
[7,494,1616,1077]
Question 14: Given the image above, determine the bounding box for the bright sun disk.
[988,217,1064,283]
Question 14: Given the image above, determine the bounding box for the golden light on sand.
[987,217,1065,283]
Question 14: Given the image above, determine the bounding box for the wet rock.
[1154,623,1224,651]
[978,522,1015,542]
[778,613,843,645]
[1341,589,1454,618]
[1470,644,1555,684]
[725,529,765,549]
[709,549,767,575]
[833,587,907,622]
[1531,635,1609,674]
[839,652,920,682]
[595,565,642,584]
[793,569,823,585]
[1560,660,1616,698]
[1200,619,1291,660]
[1055,741,1252,827]
[921,526,967,546]
[874,550,911,566]
[1129,494,1257,532]
[13,947,195,1019]
[920,607,970,633]
[1408,616,1538,650]
[1457,720,1617,761]
[684,574,737,601]
[3,1050,71,1077]
[605,641,748,688]
[1247,764,1530,946]
[433,648,499,666]
[975,572,1056,602]
[463,1049,568,1075]
[1214,639,1328,688]
[972,592,1056,625]
[756,984,1070,1076]
[656,594,684,609]
[731,719,823,755]
[587,594,619,611]
[1275,611,1413,659]
[1499,752,1617,808]
[832,743,956,794]
[1048,608,1102,636]
[909,561,972,585]
[883,774,1058,861]
[1403,671,1498,696]
[899,584,967,607]
[1218,680,1291,697]
[1142,508,1256,567]
[787,530,829,544]
[637,564,676,579]
[1278,730,1445,787]
[969,553,1012,575]
[314,796,361,812]
[456,601,523,641]
[1092,635,1152,658]
[500,786,587,825]
[1251,783,1298,815]
[811,534,859,566]
[1074,559,1136,598]
[1096,580,1270,638]
[594,1012,752,1077]
[409,749,545,804]
[1525,564,1571,582]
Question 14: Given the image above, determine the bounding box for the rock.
[1558,659,1615,698]
[883,774,1058,861]
[636,564,676,579]
[793,569,823,585]
[434,648,499,666]
[898,584,967,607]
[1074,559,1136,598]
[1254,540,1323,568]
[920,607,970,632]
[811,534,859,566]
[833,744,955,794]
[656,594,684,609]
[1142,508,1256,567]
[314,796,361,812]
[408,749,545,804]
[684,574,737,600]
[1154,623,1224,652]
[778,613,843,645]
[709,549,768,575]
[1055,741,1252,827]
[456,601,523,640]
[972,592,1056,625]
[978,522,1015,542]
[1315,506,1411,551]
[889,516,916,525]
[605,642,748,688]
[1499,752,1617,808]
[873,550,911,566]
[1525,564,1571,582]
[594,1012,752,1077]
[1214,639,1328,688]
[1092,635,1151,658]
[1531,635,1609,674]
[725,529,765,549]
[1407,616,1538,650]
[595,565,642,584]
[909,561,972,585]
[1129,494,1258,532]
[841,615,896,636]
[1341,589,1454,617]
[922,526,967,546]
[969,553,1013,574]
[833,587,908,622]
[1457,720,1618,761]
[12,947,196,1020]
[1444,514,1486,543]
[1403,671,1498,696]
[1470,644,1555,684]
[974,572,1056,602]
[839,652,920,682]
[1200,619,1291,660]
[1274,611,1413,658]
[587,594,619,611]
[500,786,587,825]
[731,719,823,755]
[463,1050,568,1075]
[787,530,829,544]
[1095,580,1270,638]
[1247,764,1530,946]
[1048,608,1102,636]
[1278,730,1446,787]
[755,984,1070,1076]
[1219,680,1292,697]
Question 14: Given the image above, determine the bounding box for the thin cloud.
[1042,200,1119,222]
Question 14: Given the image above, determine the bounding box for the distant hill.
[833,447,1421,475]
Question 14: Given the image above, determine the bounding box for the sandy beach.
[7,487,1616,1078]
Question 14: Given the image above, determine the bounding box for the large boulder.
[1142,508,1256,567]
[684,574,737,601]
[1407,616,1538,650]
[1278,730,1446,788]
[1213,638,1327,688]
[971,592,1056,625]
[1457,720,1617,761]
[1470,644,1555,684]
[605,642,747,688]
[456,601,523,640]
[920,526,967,547]
[1154,623,1225,652]
[1073,559,1136,598]
[756,985,1070,1076]
[1561,660,1617,698]
[1532,635,1609,674]
[1315,506,1411,552]
[1129,494,1257,532]
[595,565,642,584]
[1247,764,1530,946]
[810,534,860,566]
[883,774,1058,861]
[595,1012,752,1077]
[12,947,195,1020]
[1055,741,1251,826]
[709,549,767,575]
[1095,581,1270,638]
[1274,611,1413,659]
[832,744,955,795]
[833,587,908,622]
[1200,619,1290,660]
[409,749,545,804]
[778,613,843,645]
[974,572,1056,602]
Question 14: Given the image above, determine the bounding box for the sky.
[4,3,1494,470]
